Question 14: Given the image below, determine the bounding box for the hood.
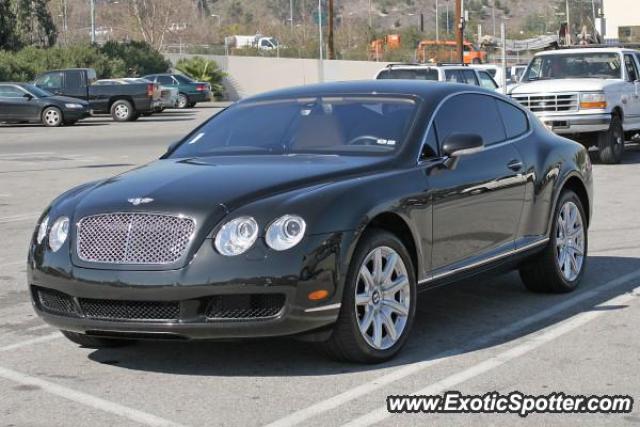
[509,78,612,94]
[72,154,387,234]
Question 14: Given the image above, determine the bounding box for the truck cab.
[509,47,640,164]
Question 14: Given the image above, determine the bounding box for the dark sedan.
[27,81,592,363]
[0,83,89,126]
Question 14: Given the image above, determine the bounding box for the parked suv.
[143,73,211,109]
[375,64,499,91]
[510,47,640,164]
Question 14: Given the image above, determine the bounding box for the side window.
[444,70,462,83]
[624,54,639,81]
[157,75,174,85]
[496,100,529,139]
[478,71,498,90]
[435,94,506,146]
[65,70,85,89]
[0,85,25,98]
[420,124,439,160]
[461,69,478,85]
[35,72,63,90]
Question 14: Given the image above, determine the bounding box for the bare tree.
[129,0,192,50]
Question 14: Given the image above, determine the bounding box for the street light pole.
[455,0,463,63]
[90,0,96,44]
[565,0,572,45]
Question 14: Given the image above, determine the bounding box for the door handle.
[507,159,523,172]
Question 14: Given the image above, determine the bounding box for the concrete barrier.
[165,53,391,100]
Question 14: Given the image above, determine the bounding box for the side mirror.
[23,93,33,100]
[441,133,484,169]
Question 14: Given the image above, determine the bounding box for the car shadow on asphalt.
[86,255,640,375]
[0,123,109,128]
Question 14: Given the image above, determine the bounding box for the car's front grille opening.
[36,287,79,316]
[206,294,285,320]
[78,299,180,321]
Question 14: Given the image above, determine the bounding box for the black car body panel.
[27,81,593,340]
[0,83,90,124]
[33,68,157,115]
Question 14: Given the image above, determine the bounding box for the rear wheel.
[177,93,189,109]
[319,229,416,363]
[597,114,624,164]
[110,99,135,122]
[41,107,63,127]
[61,330,132,348]
[519,190,587,293]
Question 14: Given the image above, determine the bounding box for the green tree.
[100,40,171,76]
[175,56,226,99]
[0,0,19,50]
[11,0,57,48]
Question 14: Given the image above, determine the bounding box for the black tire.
[319,229,417,363]
[61,330,132,349]
[177,93,189,109]
[110,99,135,122]
[41,106,63,127]
[519,190,588,293]
[597,114,624,164]
[130,113,140,121]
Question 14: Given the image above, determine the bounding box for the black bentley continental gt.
[28,81,592,363]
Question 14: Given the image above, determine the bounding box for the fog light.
[308,289,329,301]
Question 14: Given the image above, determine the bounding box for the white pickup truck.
[509,48,640,164]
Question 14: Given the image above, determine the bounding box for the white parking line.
[0,365,187,427]
[0,332,61,352]
[264,268,640,427]
[343,285,640,427]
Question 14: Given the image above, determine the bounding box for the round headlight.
[214,216,259,256]
[266,215,306,251]
[36,215,49,244]
[49,216,69,252]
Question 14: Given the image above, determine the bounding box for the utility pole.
[318,0,324,82]
[290,0,294,30]
[455,0,464,63]
[90,0,96,44]
[368,0,372,28]
[328,0,334,59]
[565,0,572,45]
[492,0,496,36]
[435,0,439,42]
[446,0,450,35]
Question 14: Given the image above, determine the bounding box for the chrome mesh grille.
[77,213,195,265]
[37,288,79,316]
[511,93,579,113]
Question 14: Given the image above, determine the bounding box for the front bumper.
[27,232,351,340]
[62,109,90,122]
[536,112,611,134]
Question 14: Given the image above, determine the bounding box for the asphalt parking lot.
[0,105,639,426]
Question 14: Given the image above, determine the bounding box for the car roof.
[535,47,639,56]
[241,80,497,105]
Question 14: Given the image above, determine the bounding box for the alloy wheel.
[354,246,411,350]
[114,104,129,120]
[177,94,188,109]
[555,201,585,282]
[44,109,60,126]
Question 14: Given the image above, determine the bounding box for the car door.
[426,93,526,271]
[623,53,640,128]
[0,85,38,121]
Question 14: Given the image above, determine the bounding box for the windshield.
[170,96,417,158]
[174,74,195,84]
[377,68,439,81]
[22,84,52,97]
[524,52,622,81]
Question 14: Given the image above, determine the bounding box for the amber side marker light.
[308,290,329,301]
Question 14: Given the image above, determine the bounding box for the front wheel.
[61,330,132,348]
[597,114,624,164]
[319,229,417,363]
[41,107,63,127]
[519,190,588,293]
